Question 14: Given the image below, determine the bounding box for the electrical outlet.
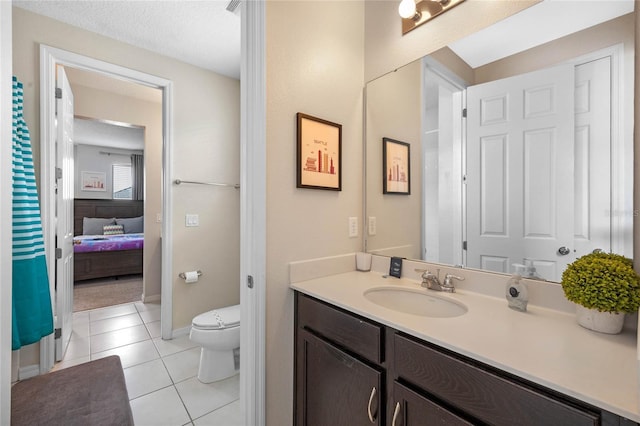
[185,214,199,227]
[348,217,358,238]
[368,216,377,235]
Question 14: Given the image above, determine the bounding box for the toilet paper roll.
[184,270,199,283]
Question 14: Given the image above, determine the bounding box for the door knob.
[558,246,571,256]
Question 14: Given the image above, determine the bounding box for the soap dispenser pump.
[506,264,528,312]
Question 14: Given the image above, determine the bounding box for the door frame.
[0,2,13,424]
[562,43,632,257]
[240,1,266,423]
[39,44,175,369]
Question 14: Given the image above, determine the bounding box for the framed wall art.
[383,137,410,195]
[296,112,342,191]
[81,171,106,192]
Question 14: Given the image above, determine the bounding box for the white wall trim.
[17,364,40,381]
[240,1,266,425]
[0,2,12,423]
[38,45,175,368]
[161,80,174,340]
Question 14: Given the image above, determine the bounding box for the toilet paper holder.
[179,270,203,280]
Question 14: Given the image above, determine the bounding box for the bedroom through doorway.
[61,65,163,315]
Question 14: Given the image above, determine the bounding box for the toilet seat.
[192,304,240,330]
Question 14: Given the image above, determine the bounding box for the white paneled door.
[466,64,575,281]
[55,65,74,361]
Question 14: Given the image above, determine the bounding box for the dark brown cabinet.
[294,291,637,426]
[390,381,473,426]
[296,329,382,425]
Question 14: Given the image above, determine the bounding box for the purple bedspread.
[73,233,144,253]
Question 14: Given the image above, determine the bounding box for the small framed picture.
[296,113,342,191]
[81,171,106,192]
[383,137,410,195]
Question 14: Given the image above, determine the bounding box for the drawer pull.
[392,401,401,426]
[367,386,377,423]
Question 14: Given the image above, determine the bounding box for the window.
[112,163,132,200]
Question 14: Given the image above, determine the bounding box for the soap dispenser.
[505,264,528,312]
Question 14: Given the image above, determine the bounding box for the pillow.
[83,217,115,235]
[116,216,144,234]
[103,224,124,235]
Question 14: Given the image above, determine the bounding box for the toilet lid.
[192,304,240,330]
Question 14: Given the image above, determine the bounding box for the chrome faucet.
[415,269,464,293]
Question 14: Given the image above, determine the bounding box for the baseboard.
[18,364,40,380]
[142,293,161,303]
[171,325,191,339]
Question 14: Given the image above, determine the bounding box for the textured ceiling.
[14,0,241,79]
[74,118,145,151]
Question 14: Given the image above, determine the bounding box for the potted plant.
[561,252,640,334]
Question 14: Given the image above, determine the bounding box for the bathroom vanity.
[291,268,639,426]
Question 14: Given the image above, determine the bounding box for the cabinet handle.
[392,401,401,426]
[367,386,377,423]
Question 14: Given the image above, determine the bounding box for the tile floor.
[54,301,242,426]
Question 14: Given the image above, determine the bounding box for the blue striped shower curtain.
[12,76,53,350]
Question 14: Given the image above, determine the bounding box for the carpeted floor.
[74,275,143,312]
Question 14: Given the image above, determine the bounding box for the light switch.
[368,216,377,236]
[185,214,199,227]
[348,217,358,238]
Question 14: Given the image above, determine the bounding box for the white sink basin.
[364,286,468,318]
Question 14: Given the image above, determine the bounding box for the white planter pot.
[575,304,625,334]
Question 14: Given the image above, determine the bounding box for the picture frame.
[383,137,410,195]
[296,112,342,191]
[81,171,106,192]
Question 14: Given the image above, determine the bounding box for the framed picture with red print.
[296,113,342,191]
[383,137,410,195]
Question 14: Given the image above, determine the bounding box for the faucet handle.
[443,274,464,286]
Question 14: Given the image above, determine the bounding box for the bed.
[73,199,144,282]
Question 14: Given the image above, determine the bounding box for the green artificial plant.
[561,252,640,313]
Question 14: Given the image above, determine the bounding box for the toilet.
[189,304,240,383]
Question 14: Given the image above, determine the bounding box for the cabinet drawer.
[394,333,599,426]
[296,293,383,364]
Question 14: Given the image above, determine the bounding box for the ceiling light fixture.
[399,0,466,35]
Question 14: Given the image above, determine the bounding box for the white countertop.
[291,270,640,422]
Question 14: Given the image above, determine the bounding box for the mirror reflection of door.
[467,63,575,282]
[428,55,613,282]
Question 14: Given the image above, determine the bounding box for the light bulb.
[398,0,417,19]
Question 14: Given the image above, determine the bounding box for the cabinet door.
[390,382,473,426]
[296,329,383,426]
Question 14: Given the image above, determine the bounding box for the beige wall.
[12,7,240,338]
[366,59,422,258]
[265,1,365,424]
[70,82,163,299]
[364,0,539,82]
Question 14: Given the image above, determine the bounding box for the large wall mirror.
[365,1,635,283]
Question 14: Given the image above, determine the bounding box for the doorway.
[39,44,174,370]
